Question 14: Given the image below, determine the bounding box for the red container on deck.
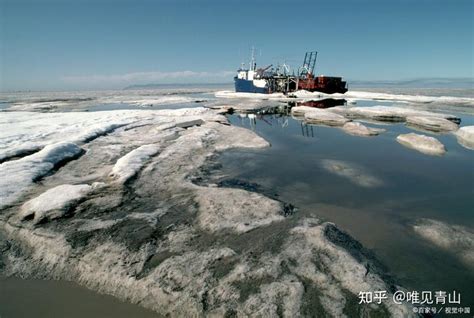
[298,74,348,94]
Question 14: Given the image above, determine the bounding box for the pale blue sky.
[1,0,473,91]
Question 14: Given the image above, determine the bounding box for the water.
[217,101,474,308]
[0,276,159,317]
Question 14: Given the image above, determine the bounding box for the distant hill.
[123,83,232,90]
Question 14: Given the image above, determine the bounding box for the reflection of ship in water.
[236,110,317,138]
[300,123,315,138]
[288,98,346,109]
[253,98,346,116]
[235,98,346,137]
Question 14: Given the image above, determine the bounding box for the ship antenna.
[250,46,256,71]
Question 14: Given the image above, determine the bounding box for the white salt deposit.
[290,106,316,117]
[340,91,474,106]
[303,108,350,126]
[215,90,286,100]
[282,219,414,317]
[330,106,459,123]
[291,106,349,126]
[110,144,162,183]
[455,126,474,150]
[242,278,304,317]
[0,142,84,209]
[396,133,446,156]
[208,122,270,151]
[196,187,284,233]
[291,90,474,106]
[0,108,217,162]
[341,122,385,136]
[122,96,196,107]
[20,184,92,223]
[406,116,459,132]
[74,218,119,232]
[0,108,219,208]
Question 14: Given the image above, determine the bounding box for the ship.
[234,49,348,95]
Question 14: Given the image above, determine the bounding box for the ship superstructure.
[234,48,271,94]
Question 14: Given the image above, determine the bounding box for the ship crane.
[300,51,318,77]
[256,64,273,77]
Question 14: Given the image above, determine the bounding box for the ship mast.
[250,46,256,71]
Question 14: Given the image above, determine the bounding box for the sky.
[0,0,473,91]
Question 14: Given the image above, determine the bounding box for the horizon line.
[1,76,472,93]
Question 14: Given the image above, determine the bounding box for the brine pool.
[215,104,474,309]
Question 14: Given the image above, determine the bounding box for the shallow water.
[0,276,159,317]
[217,103,474,309]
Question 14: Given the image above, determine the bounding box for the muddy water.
[218,103,474,309]
[0,276,159,317]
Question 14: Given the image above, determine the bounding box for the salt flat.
[2,88,473,316]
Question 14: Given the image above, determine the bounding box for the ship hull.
[234,77,269,94]
[297,75,347,94]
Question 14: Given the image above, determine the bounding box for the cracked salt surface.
[0,105,413,317]
[1,88,473,316]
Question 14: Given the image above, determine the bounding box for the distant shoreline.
[123,82,233,90]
